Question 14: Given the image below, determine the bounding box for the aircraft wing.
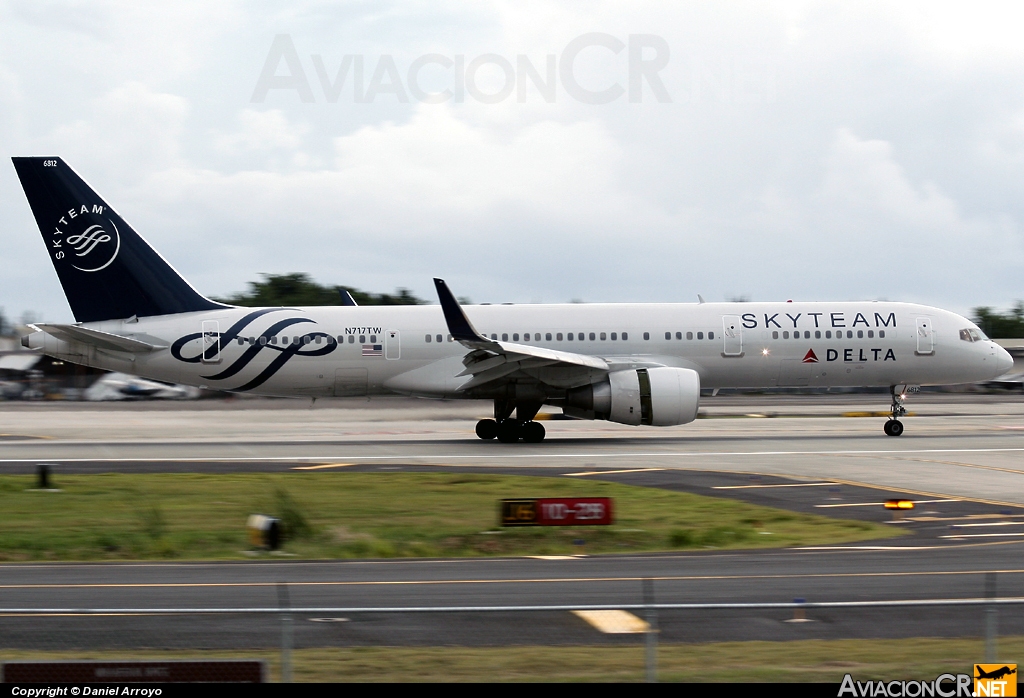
[31,323,167,353]
[434,278,609,391]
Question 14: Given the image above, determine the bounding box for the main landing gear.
[476,399,546,443]
[883,385,907,437]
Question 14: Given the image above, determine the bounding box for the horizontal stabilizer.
[33,323,167,353]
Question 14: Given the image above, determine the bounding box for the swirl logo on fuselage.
[171,309,337,392]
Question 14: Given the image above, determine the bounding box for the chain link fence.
[0,578,1021,682]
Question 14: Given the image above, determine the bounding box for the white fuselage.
[28,301,1011,402]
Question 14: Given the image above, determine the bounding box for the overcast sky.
[2,1,1024,323]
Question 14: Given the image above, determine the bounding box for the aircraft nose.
[995,345,1014,375]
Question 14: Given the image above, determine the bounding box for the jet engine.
[563,367,700,426]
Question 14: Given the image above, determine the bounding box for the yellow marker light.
[884,499,914,510]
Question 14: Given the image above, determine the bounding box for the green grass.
[1,637,1018,682]
[0,472,901,560]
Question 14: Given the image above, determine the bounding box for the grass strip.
[0,637,1018,682]
[0,472,900,560]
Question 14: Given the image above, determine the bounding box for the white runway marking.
[713,482,837,489]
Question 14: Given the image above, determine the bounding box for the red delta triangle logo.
[802,349,819,364]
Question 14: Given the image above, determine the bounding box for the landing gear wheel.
[476,419,498,440]
[886,386,908,437]
[496,419,522,443]
[521,421,546,443]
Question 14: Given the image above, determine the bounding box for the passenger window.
[348,336,355,344]
[697,332,704,340]
[686,332,693,340]
[502,333,508,341]
[437,335,443,343]
[783,331,789,339]
[815,330,821,339]
[425,334,432,343]
[772,331,779,339]
[846,331,853,339]
[825,330,831,339]
[611,332,617,340]
[369,335,376,343]
[665,332,671,340]
[868,330,874,338]
[260,337,268,346]
[513,333,519,341]
[622,332,628,340]
[857,330,863,339]
[643,332,650,340]
[709,331,714,340]
[879,330,885,338]
[804,331,810,339]
[590,332,596,340]
[600,332,606,340]
[675,332,682,340]
[490,334,497,340]
[358,335,365,343]
[315,336,322,344]
[567,333,573,341]
[555,333,561,341]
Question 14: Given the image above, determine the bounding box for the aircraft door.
[915,317,934,355]
[385,329,400,360]
[201,320,221,364]
[722,315,742,356]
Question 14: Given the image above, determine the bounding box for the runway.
[0,394,1022,649]
[1,394,1022,505]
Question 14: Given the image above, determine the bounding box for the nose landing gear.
[883,385,908,436]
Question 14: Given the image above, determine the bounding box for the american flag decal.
[362,344,383,357]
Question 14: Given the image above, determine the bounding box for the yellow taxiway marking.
[290,463,356,471]
[713,482,837,490]
[573,610,650,634]
[815,499,958,508]
[565,468,665,477]
[5,567,1024,590]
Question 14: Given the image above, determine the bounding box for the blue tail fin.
[12,157,228,323]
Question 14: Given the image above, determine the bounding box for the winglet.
[338,288,358,306]
[434,278,485,343]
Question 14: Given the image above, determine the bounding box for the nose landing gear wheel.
[885,385,908,436]
[475,419,498,440]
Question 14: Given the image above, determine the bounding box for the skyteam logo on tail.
[51,204,121,273]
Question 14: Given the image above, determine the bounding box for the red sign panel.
[501,497,613,526]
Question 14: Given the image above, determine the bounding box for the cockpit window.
[960,328,989,342]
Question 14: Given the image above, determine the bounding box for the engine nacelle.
[564,367,700,426]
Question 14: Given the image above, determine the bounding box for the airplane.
[11,157,1014,442]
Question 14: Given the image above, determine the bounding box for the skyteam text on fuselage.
[12,157,1013,442]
